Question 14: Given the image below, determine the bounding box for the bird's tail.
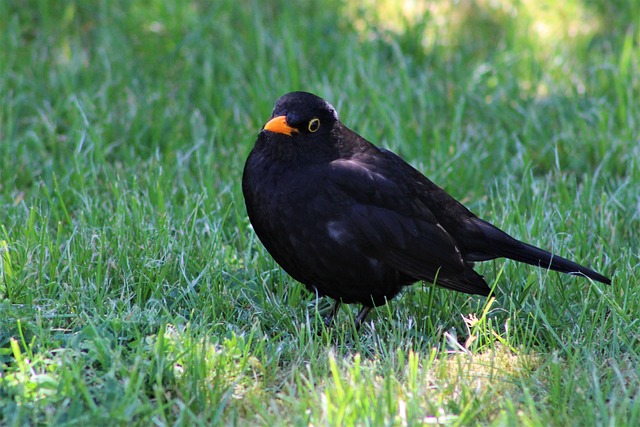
[466,218,611,285]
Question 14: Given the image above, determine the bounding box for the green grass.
[0,0,638,425]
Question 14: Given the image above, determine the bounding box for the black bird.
[242,91,611,327]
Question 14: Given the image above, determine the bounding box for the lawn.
[0,0,638,425]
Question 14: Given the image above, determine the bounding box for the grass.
[0,0,638,425]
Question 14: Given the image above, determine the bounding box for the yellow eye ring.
[308,118,320,132]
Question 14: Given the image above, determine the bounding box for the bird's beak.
[263,115,298,136]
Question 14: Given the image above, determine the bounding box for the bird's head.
[260,92,340,143]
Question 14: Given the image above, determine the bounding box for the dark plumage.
[242,91,611,327]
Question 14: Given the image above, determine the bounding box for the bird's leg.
[323,300,341,327]
[354,306,372,330]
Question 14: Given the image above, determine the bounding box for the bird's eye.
[308,118,320,133]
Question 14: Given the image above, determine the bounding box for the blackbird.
[242,91,611,327]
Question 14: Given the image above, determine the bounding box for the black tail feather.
[499,239,611,285]
[468,218,611,285]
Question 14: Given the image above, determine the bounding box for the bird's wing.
[324,155,489,294]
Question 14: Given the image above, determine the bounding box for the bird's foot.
[354,306,372,330]
[321,302,372,332]
[322,300,342,328]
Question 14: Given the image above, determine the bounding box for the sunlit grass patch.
[294,344,541,426]
[346,0,601,56]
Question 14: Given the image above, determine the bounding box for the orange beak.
[263,115,298,136]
